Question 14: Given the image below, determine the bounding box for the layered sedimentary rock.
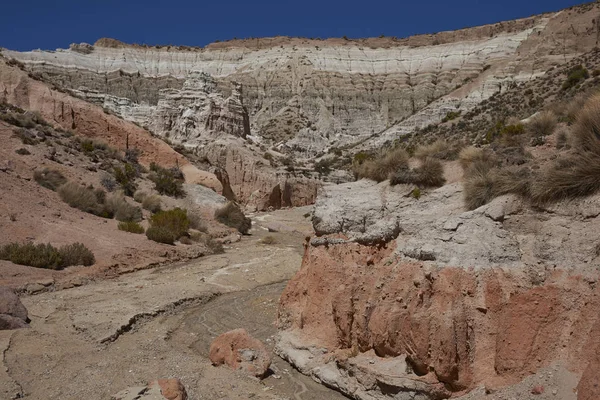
[276,180,600,399]
[4,3,599,158]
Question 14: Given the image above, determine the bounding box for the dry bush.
[34,168,67,191]
[105,194,142,222]
[58,182,103,215]
[458,147,496,171]
[118,221,145,234]
[133,190,147,203]
[188,213,208,233]
[526,111,557,137]
[414,140,461,160]
[389,157,445,187]
[463,163,530,210]
[190,232,225,254]
[142,195,161,213]
[260,235,278,245]
[214,202,252,234]
[148,163,185,198]
[355,147,409,182]
[529,94,600,203]
[0,242,94,270]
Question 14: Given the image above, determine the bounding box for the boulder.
[111,379,187,400]
[209,328,271,377]
[0,286,29,330]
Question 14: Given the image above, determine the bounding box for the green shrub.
[118,221,145,234]
[145,226,176,245]
[58,243,95,267]
[142,195,161,213]
[214,202,252,234]
[149,208,189,239]
[58,182,104,215]
[105,195,142,222]
[113,163,138,196]
[353,151,372,165]
[0,242,94,270]
[442,110,461,123]
[34,168,67,191]
[411,188,421,199]
[354,147,409,182]
[148,164,185,197]
[562,65,589,90]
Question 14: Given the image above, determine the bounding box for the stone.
[0,286,29,329]
[209,328,272,377]
[111,379,187,400]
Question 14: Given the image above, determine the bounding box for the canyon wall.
[276,180,600,399]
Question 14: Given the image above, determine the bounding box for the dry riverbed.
[0,206,346,400]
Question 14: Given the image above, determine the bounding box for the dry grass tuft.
[526,111,557,138]
[354,147,409,182]
[105,194,142,222]
[414,140,461,160]
[390,157,445,187]
[142,195,161,213]
[215,202,252,234]
[34,168,67,191]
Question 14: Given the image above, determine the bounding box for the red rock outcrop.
[277,180,600,399]
[209,328,272,377]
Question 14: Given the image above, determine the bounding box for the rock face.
[0,286,29,330]
[277,180,600,399]
[4,3,599,158]
[209,328,272,377]
[111,379,187,400]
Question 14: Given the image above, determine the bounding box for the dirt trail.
[0,206,346,400]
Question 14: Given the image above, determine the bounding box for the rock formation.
[209,328,272,377]
[276,180,600,399]
[0,286,29,330]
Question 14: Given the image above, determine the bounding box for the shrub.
[261,235,277,245]
[355,147,409,182]
[314,158,333,175]
[458,147,496,171]
[526,111,557,138]
[0,242,94,270]
[118,221,145,234]
[188,213,208,232]
[148,164,185,197]
[100,175,117,192]
[463,164,530,210]
[150,208,190,239]
[214,202,252,234]
[562,65,589,90]
[414,140,460,160]
[34,168,67,191]
[190,232,225,254]
[142,195,161,213]
[58,243,96,267]
[105,194,142,222]
[146,226,176,245]
[133,190,147,203]
[442,111,461,123]
[389,157,445,187]
[58,182,103,215]
[15,148,30,155]
[113,163,138,196]
[411,188,421,199]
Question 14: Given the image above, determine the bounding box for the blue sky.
[0,0,587,51]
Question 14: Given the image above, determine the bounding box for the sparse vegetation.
[526,111,557,137]
[354,147,409,182]
[34,168,67,191]
[389,157,445,187]
[148,163,185,197]
[148,208,190,243]
[113,163,138,196]
[562,65,589,90]
[260,235,277,245]
[442,111,461,123]
[118,221,145,234]
[105,194,142,222]
[414,140,461,160]
[142,195,162,213]
[0,242,95,270]
[214,202,252,234]
[58,182,106,216]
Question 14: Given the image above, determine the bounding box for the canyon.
[0,1,600,400]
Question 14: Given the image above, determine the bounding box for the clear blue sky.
[0,0,588,51]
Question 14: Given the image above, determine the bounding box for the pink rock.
[209,328,271,377]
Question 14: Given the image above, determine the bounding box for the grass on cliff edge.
[462,94,600,209]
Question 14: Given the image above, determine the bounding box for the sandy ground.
[0,206,345,400]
